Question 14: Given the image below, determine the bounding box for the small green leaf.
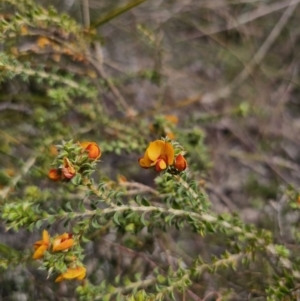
[141,198,150,207]
[71,174,82,186]
[113,212,120,226]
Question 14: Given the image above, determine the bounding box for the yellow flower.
[62,157,76,179]
[48,168,62,181]
[80,142,101,160]
[174,154,187,171]
[55,266,86,282]
[52,233,74,252]
[33,230,50,260]
[139,140,174,172]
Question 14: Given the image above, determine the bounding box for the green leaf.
[71,174,82,186]
[0,243,19,257]
[91,216,100,229]
[35,219,44,229]
[113,212,120,226]
[63,202,73,212]
[140,212,147,226]
[141,198,150,207]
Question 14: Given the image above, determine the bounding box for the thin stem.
[0,155,36,200]
[81,0,90,28]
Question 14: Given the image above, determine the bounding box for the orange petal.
[166,132,175,140]
[48,169,61,181]
[55,233,70,241]
[62,267,86,280]
[86,142,101,160]
[37,36,51,48]
[49,145,58,156]
[32,244,48,259]
[33,239,43,250]
[76,269,86,280]
[164,115,178,124]
[42,230,50,245]
[174,154,187,171]
[80,142,101,160]
[146,140,165,161]
[79,142,90,149]
[62,168,75,179]
[163,142,175,165]
[53,239,74,252]
[139,157,151,168]
[55,275,64,282]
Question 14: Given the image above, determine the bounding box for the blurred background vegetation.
[1,0,300,300]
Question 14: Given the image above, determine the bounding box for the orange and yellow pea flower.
[139,140,174,172]
[55,266,86,282]
[80,142,101,160]
[52,233,74,252]
[174,154,187,172]
[62,157,76,179]
[33,230,50,260]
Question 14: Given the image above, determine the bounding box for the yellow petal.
[80,142,90,149]
[139,157,151,168]
[62,267,86,280]
[32,245,48,260]
[42,230,50,244]
[33,239,43,250]
[146,140,165,161]
[76,271,86,280]
[155,159,167,171]
[53,239,74,252]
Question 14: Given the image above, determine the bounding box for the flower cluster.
[33,230,86,282]
[48,141,101,182]
[139,139,187,173]
[40,138,187,285]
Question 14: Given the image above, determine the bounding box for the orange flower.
[37,36,51,48]
[49,145,58,157]
[52,233,74,252]
[33,230,50,260]
[62,157,76,179]
[174,154,187,171]
[80,142,101,160]
[164,115,178,125]
[55,266,86,282]
[139,140,174,172]
[166,131,175,140]
[48,168,62,181]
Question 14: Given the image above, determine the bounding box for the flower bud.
[174,154,187,171]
